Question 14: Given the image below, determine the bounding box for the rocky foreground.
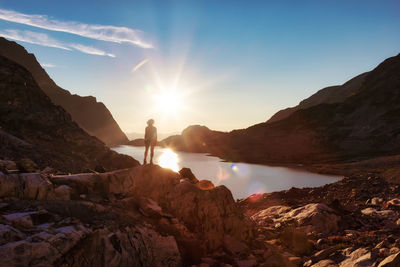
[1,161,400,267]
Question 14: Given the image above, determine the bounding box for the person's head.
[147,119,155,126]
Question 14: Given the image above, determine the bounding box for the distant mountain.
[0,37,128,146]
[0,56,139,172]
[160,125,227,152]
[267,72,368,123]
[162,54,400,164]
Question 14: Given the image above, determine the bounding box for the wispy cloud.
[132,59,149,72]
[0,8,153,48]
[40,63,57,68]
[0,29,116,57]
[70,43,115,58]
[0,29,71,50]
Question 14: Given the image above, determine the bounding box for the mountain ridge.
[0,55,139,172]
[267,72,368,123]
[0,37,128,146]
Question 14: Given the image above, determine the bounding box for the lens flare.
[158,148,179,172]
[230,163,238,172]
[216,166,230,184]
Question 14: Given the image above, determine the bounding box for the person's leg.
[150,143,155,164]
[144,144,149,164]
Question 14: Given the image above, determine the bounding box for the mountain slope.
[267,72,368,123]
[223,53,400,163]
[0,37,128,146]
[0,56,139,172]
[162,54,400,164]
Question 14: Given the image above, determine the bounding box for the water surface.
[113,145,341,199]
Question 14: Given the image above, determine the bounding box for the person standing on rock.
[144,119,157,164]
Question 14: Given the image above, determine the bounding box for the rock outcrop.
[0,37,128,146]
[0,55,138,172]
[0,165,255,266]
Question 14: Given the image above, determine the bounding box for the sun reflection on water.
[158,148,179,172]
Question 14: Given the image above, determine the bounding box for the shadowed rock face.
[0,37,128,146]
[267,72,368,123]
[0,56,138,172]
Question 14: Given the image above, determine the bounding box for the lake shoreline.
[114,145,341,199]
[124,144,341,176]
[124,144,400,180]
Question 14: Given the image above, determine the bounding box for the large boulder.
[251,203,341,234]
[132,165,251,251]
[0,221,181,266]
[378,252,400,267]
[338,248,373,267]
[0,173,53,200]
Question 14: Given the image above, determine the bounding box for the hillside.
[267,72,368,123]
[161,54,400,164]
[0,37,128,146]
[0,56,138,172]
[226,53,400,164]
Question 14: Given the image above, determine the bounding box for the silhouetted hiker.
[144,119,157,164]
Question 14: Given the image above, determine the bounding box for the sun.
[155,89,183,115]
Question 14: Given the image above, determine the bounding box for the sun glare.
[155,90,183,115]
[158,148,179,172]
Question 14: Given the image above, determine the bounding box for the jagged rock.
[251,205,292,225]
[0,173,53,200]
[371,197,384,205]
[338,248,373,267]
[378,252,400,267]
[361,208,396,219]
[131,165,250,251]
[51,168,137,197]
[0,224,91,266]
[179,168,199,184]
[252,203,340,234]
[55,226,182,266]
[311,247,337,263]
[197,180,215,190]
[385,199,400,208]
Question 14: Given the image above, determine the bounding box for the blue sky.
[0,0,399,134]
